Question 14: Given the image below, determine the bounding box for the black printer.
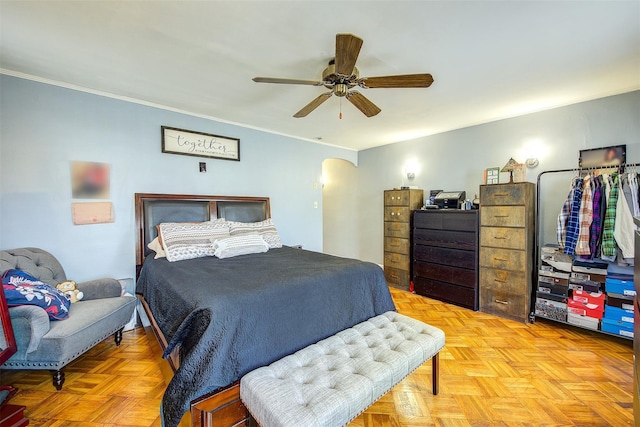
[434,191,466,209]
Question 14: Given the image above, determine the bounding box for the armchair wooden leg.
[51,369,65,391]
[114,328,124,346]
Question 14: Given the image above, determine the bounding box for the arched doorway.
[321,158,358,258]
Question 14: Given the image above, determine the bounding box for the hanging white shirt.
[614,178,635,260]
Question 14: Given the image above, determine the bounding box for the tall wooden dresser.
[479,182,535,323]
[413,210,479,310]
[383,189,423,290]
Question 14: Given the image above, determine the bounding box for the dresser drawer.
[414,245,476,270]
[479,247,526,271]
[384,252,409,269]
[385,190,409,206]
[414,277,477,310]
[480,226,526,250]
[414,261,476,288]
[480,184,527,206]
[384,237,409,254]
[414,210,477,232]
[481,206,526,227]
[385,221,410,239]
[384,266,410,288]
[414,228,476,251]
[384,206,410,222]
[480,287,527,322]
[480,267,527,293]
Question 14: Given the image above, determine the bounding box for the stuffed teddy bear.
[56,280,84,303]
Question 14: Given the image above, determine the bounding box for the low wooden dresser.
[383,189,423,290]
[479,182,535,323]
[412,209,479,310]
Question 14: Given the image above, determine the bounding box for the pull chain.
[339,98,342,119]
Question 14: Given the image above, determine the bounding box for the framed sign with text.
[162,126,240,161]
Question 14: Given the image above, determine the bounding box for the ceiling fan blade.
[335,33,363,77]
[293,92,333,118]
[346,91,381,117]
[359,73,434,89]
[253,77,325,86]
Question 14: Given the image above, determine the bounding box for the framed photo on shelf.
[484,167,499,184]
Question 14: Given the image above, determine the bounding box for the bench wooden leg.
[432,352,439,395]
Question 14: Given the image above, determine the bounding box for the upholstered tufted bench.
[240,311,445,427]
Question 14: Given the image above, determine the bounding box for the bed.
[134,193,396,427]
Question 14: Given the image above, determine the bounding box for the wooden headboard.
[134,193,271,275]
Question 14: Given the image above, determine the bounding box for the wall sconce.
[525,158,539,168]
[404,162,417,180]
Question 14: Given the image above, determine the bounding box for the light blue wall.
[0,75,356,281]
[354,91,640,265]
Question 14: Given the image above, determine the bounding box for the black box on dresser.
[412,209,479,310]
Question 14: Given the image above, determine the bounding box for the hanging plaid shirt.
[575,175,593,256]
[601,173,619,258]
[556,183,574,250]
[586,176,602,259]
[564,177,583,255]
[596,174,608,257]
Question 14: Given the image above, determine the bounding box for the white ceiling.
[1,1,638,151]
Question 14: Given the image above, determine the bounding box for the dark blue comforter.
[136,246,395,427]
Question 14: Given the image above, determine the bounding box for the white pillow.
[158,220,230,262]
[227,218,282,248]
[213,234,269,259]
[147,237,166,259]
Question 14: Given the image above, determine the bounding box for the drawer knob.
[391,212,395,216]
[494,257,507,262]
[494,193,508,197]
[494,215,509,218]
[494,279,506,283]
[494,236,506,240]
[495,299,509,305]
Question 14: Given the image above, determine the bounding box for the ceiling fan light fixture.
[334,83,349,97]
[252,33,434,118]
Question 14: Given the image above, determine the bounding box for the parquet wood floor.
[2,287,634,426]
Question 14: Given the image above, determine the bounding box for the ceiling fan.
[253,33,434,118]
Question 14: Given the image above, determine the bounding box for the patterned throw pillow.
[158,220,230,262]
[2,269,71,320]
[213,234,269,259]
[228,219,283,248]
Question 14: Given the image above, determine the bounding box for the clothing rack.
[531,162,639,328]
